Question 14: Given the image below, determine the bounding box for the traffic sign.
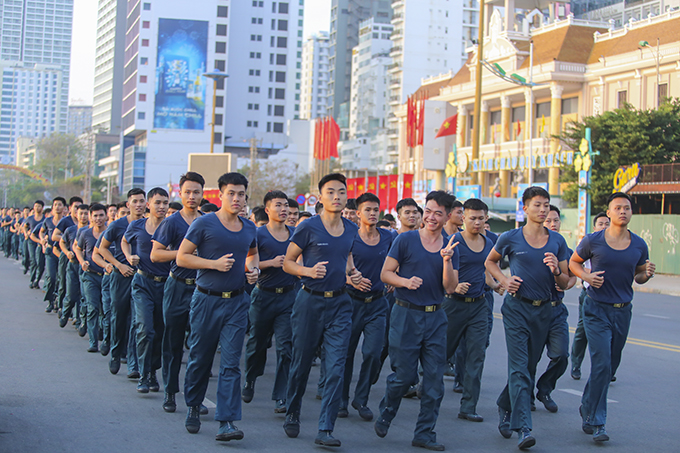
[296,194,306,205]
[307,194,318,205]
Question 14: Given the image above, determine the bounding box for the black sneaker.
[518,428,536,449]
[45,303,53,313]
[163,392,176,413]
[314,430,341,447]
[127,370,140,379]
[216,421,244,442]
[100,341,110,357]
[59,316,68,328]
[351,400,373,421]
[148,372,160,392]
[109,357,120,375]
[593,425,609,442]
[78,323,87,337]
[274,399,287,414]
[537,393,558,413]
[374,416,390,438]
[337,406,348,418]
[137,375,150,393]
[571,367,581,380]
[185,406,201,434]
[283,413,300,438]
[452,381,463,393]
[242,380,255,403]
[498,407,512,439]
[580,405,594,434]
[200,404,209,415]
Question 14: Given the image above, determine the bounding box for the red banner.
[203,189,222,207]
[367,176,377,195]
[387,174,399,211]
[346,178,357,199]
[402,174,414,199]
[377,175,388,211]
[356,178,366,194]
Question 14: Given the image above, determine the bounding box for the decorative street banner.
[154,18,208,130]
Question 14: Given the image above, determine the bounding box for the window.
[139,93,146,101]
[137,112,145,120]
[278,20,288,31]
[270,36,276,47]
[216,24,227,36]
[248,69,261,76]
[617,90,627,108]
[248,86,260,93]
[658,83,668,104]
[561,97,578,115]
[140,57,148,65]
[216,42,226,53]
[141,39,149,47]
[215,60,226,71]
[275,72,286,82]
[276,54,286,65]
[252,17,257,24]
[274,105,284,116]
[143,2,151,10]
[215,96,224,107]
[142,21,150,29]
[247,121,252,127]
[217,6,228,17]
[215,114,223,125]
[214,132,222,144]
[277,37,287,48]
[268,87,273,98]
[273,122,284,133]
[216,78,225,90]
[140,75,147,83]
[267,122,271,132]
[272,2,277,12]
[271,19,276,30]
[275,88,285,99]
[279,2,289,13]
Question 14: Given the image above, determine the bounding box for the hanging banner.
[377,175,389,211]
[402,174,414,199]
[367,176,377,195]
[387,174,399,211]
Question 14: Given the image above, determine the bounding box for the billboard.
[154,18,208,130]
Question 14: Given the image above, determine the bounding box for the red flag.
[387,174,399,211]
[417,99,425,146]
[346,178,357,199]
[377,175,388,211]
[329,116,340,158]
[322,117,330,160]
[435,114,458,138]
[313,120,320,159]
[367,176,377,195]
[406,96,413,148]
[402,174,414,199]
[357,178,366,193]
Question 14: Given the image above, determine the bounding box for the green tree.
[238,159,306,208]
[32,134,84,183]
[559,98,680,212]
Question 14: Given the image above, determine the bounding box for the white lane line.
[558,388,618,403]
[178,392,217,408]
[563,302,579,307]
[642,314,670,320]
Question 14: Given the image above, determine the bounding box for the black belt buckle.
[612,302,629,308]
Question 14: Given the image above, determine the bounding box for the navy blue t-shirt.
[152,211,198,280]
[348,228,394,293]
[31,219,45,237]
[63,224,79,253]
[55,216,75,235]
[77,227,105,274]
[388,230,459,306]
[485,230,499,245]
[494,227,569,301]
[184,213,257,292]
[576,230,648,304]
[256,224,296,288]
[102,216,132,264]
[43,216,61,246]
[454,232,494,299]
[290,215,358,292]
[124,218,171,277]
[550,248,573,302]
[25,214,43,236]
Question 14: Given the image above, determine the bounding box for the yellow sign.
[445,153,457,178]
[466,151,573,173]
[613,163,640,193]
[575,138,592,172]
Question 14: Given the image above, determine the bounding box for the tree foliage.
[32,134,85,183]
[559,98,680,212]
[238,159,308,208]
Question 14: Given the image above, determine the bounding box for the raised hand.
[441,236,460,261]
[213,253,235,272]
[309,261,328,279]
[543,252,559,274]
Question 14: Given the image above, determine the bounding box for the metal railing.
[639,163,680,183]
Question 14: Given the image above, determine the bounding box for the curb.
[633,286,680,297]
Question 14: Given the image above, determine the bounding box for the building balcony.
[391,12,404,24]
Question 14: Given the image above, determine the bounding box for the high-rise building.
[0,0,73,163]
[67,105,93,136]
[300,32,330,120]
[574,0,680,27]
[222,0,305,158]
[92,0,127,133]
[328,0,392,124]
[0,61,64,163]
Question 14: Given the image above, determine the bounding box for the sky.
[68,0,331,105]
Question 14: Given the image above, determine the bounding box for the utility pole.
[248,137,259,204]
[471,0,486,186]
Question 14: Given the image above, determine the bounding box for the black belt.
[514,294,550,307]
[256,283,295,294]
[551,300,563,307]
[611,302,631,308]
[85,269,103,277]
[395,299,441,312]
[445,293,486,303]
[137,269,168,283]
[348,289,383,303]
[197,285,245,299]
[302,285,346,298]
[170,272,195,286]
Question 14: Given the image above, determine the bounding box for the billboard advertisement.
[154,18,208,130]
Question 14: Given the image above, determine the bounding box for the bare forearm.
[443,261,458,293]
[485,259,506,283]
[381,269,408,289]
[150,248,177,263]
[99,246,122,267]
[283,259,310,278]
[176,252,215,270]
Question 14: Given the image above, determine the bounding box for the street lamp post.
[203,70,229,153]
[639,39,660,109]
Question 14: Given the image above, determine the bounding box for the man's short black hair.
[287,198,299,209]
[315,201,323,213]
[34,200,45,207]
[396,198,418,214]
[169,202,183,211]
[318,173,347,191]
[78,204,90,211]
[127,188,145,199]
[180,171,205,189]
[356,193,380,208]
[147,187,169,200]
[201,203,219,213]
[593,212,609,225]
[549,204,561,216]
[199,198,210,206]
[106,204,117,211]
[264,190,289,206]
[607,191,632,206]
[345,198,358,210]
[53,196,67,206]
[23,206,30,211]
[90,203,106,213]
[253,208,269,223]
[43,208,52,215]
[299,211,312,219]
[376,220,391,228]
[383,213,395,222]
[425,190,456,214]
[522,186,550,204]
[218,172,249,191]
[416,206,423,215]
[463,198,488,213]
[116,201,128,209]
[68,196,83,206]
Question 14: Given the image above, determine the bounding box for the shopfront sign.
[613,163,640,193]
[467,150,574,173]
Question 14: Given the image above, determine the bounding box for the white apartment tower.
[92,0,127,133]
[300,32,329,120]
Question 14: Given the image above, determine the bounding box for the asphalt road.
[1,255,679,452]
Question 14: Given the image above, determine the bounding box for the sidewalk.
[634,273,680,297]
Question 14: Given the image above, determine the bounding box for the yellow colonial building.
[396,3,680,201]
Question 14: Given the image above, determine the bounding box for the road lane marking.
[642,314,670,319]
[178,392,217,408]
[557,389,617,403]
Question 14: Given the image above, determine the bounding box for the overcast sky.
[69,0,331,105]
